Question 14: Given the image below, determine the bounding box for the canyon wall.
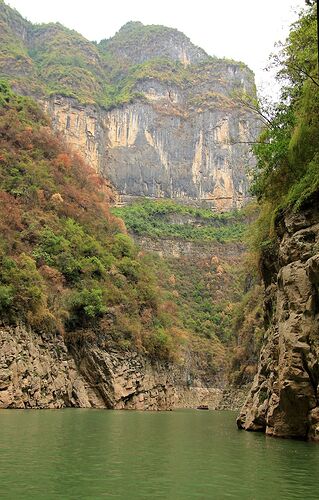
[44,72,260,211]
[0,3,255,410]
[1,2,261,210]
[0,326,234,410]
[237,202,319,440]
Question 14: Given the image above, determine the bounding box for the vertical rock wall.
[0,326,234,411]
[44,70,260,211]
[238,206,319,440]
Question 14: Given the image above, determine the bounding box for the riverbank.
[0,325,247,411]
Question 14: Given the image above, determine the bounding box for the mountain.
[0,1,260,210]
[0,79,257,410]
[1,1,318,442]
[99,21,209,66]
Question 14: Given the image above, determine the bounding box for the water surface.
[0,409,318,499]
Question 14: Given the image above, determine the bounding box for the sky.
[6,0,306,96]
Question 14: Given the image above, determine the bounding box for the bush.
[68,288,107,322]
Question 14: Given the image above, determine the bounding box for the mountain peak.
[99,21,209,66]
[117,21,144,31]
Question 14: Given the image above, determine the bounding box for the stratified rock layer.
[238,204,319,440]
[1,2,261,209]
[0,326,97,408]
[0,326,234,410]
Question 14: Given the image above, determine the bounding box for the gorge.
[0,0,319,447]
[0,0,260,413]
[0,1,260,209]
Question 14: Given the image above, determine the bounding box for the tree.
[249,3,318,201]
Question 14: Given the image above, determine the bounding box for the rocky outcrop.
[45,75,260,210]
[237,203,319,440]
[0,326,98,408]
[0,326,243,410]
[104,69,259,210]
[70,340,177,410]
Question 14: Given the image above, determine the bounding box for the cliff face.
[0,325,232,410]
[0,79,252,412]
[0,3,258,410]
[44,67,259,210]
[237,202,319,440]
[0,2,260,211]
[0,326,98,409]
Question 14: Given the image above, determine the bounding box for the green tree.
[250,3,319,249]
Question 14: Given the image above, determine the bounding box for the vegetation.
[0,81,191,359]
[0,2,262,378]
[158,254,244,344]
[230,281,263,386]
[0,1,250,110]
[112,199,247,242]
[226,5,319,384]
[250,4,319,252]
[111,198,259,378]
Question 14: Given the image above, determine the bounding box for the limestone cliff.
[237,201,319,440]
[0,2,261,210]
[44,68,259,210]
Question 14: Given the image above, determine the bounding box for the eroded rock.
[0,326,244,411]
[238,210,319,440]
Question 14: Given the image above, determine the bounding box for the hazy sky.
[6,0,305,95]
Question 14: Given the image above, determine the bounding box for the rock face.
[0,326,239,410]
[0,326,97,409]
[70,340,177,410]
[0,1,261,211]
[45,69,260,210]
[237,203,319,440]
[0,3,254,410]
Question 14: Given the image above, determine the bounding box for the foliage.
[250,4,319,251]
[156,254,245,344]
[229,282,264,386]
[112,197,257,374]
[112,199,247,243]
[0,82,188,359]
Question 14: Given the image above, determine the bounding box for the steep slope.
[0,81,177,356]
[0,82,248,409]
[0,2,263,410]
[0,0,34,82]
[238,204,319,439]
[0,1,261,209]
[237,5,319,440]
[113,199,263,402]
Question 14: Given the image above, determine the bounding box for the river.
[0,409,318,499]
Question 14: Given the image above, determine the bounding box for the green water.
[0,410,319,499]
